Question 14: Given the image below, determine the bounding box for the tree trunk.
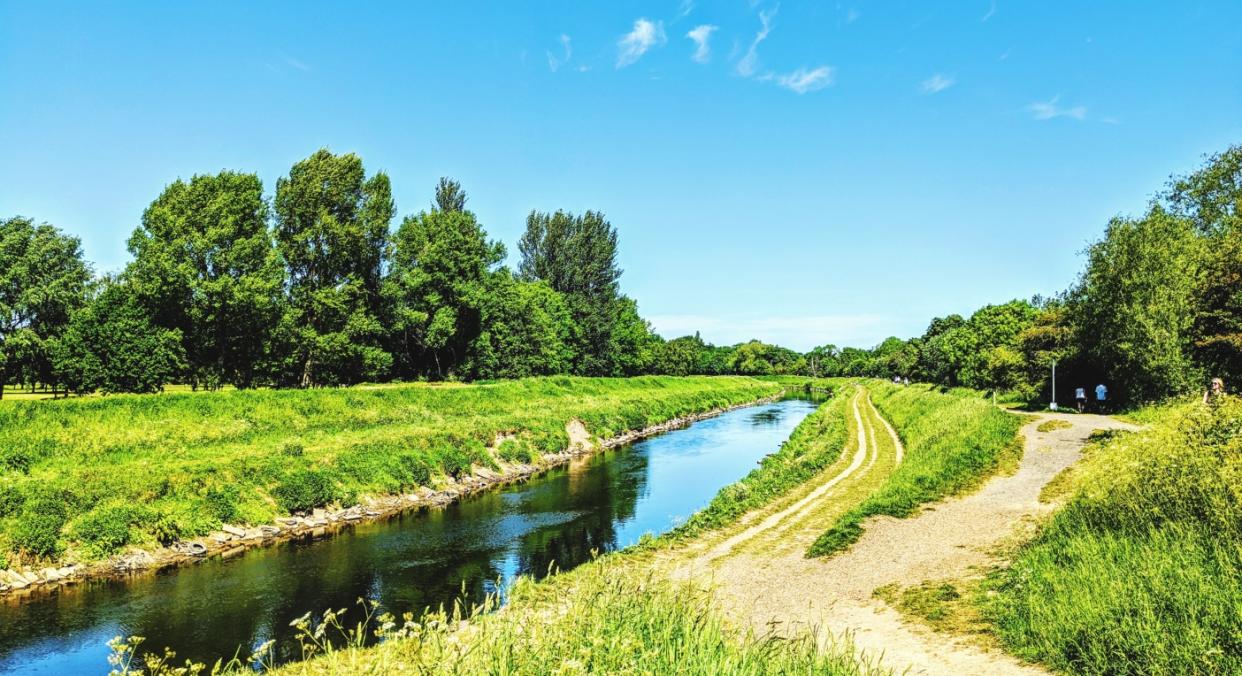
[301,353,313,389]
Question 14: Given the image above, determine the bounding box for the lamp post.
[1050,359,1058,411]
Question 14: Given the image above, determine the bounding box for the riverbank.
[0,376,783,598]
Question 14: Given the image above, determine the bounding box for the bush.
[204,484,241,523]
[273,469,342,513]
[11,504,67,559]
[0,481,23,518]
[281,442,305,458]
[397,453,432,487]
[73,504,138,556]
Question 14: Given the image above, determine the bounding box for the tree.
[126,172,283,389]
[656,334,707,376]
[0,217,91,398]
[518,210,625,375]
[52,279,184,394]
[464,274,576,379]
[387,180,506,378]
[1071,207,1205,402]
[609,296,660,376]
[274,149,394,386]
[1164,146,1242,387]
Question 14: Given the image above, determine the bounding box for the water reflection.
[0,396,821,674]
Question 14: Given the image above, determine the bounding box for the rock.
[41,568,61,582]
[57,566,75,578]
[281,518,301,526]
[10,577,28,590]
[312,508,327,520]
[214,534,232,543]
[310,527,326,538]
[260,525,281,537]
[343,512,363,521]
[221,524,247,537]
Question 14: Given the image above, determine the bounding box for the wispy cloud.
[278,51,310,72]
[617,18,667,68]
[648,313,893,351]
[920,73,954,94]
[1027,95,1087,121]
[678,0,695,18]
[686,24,717,63]
[546,34,572,72]
[845,8,861,24]
[775,66,835,94]
[981,0,996,22]
[736,7,776,77]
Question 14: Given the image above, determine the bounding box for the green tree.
[0,217,91,398]
[1165,146,1242,387]
[52,279,185,394]
[274,149,394,386]
[126,172,283,389]
[465,274,576,379]
[657,334,708,376]
[1071,207,1205,402]
[387,180,505,378]
[609,296,660,376]
[518,210,625,375]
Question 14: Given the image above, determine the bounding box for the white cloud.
[617,18,667,68]
[982,0,996,22]
[648,313,893,351]
[278,51,310,72]
[776,66,835,94]
[546,34,572,72]
[920,73,954,94]
[736,7,776,77]
[686,24,717,63]
[678,0,695,18]
[1027,96,1087,121]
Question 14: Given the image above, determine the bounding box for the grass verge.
[984,397,1241,675]
[0,376,779,567]
[807,382,1025,558]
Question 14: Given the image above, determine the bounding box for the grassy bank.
[807,382,1024,557]
[986,398,1241,674]
[0,376,779,568]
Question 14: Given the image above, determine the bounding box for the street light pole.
[1050,360,1058,411]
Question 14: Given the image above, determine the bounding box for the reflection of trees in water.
[513,446,649,578]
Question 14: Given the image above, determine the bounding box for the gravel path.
[680,401,1137,675]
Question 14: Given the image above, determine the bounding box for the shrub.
[204,484,242,523]
[74,504,138,557]
[397,453,432,487]
[11,505,67,559]
[281,442,305,458]
[0,481,23,517]
[273,469,341,513]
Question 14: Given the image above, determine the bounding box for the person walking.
[1075,386,1087,412]
[1204,377,1225,406]
[1094,382,1108,413]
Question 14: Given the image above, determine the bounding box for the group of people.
[1072,378,1227,413]
[1074,383,1109,413]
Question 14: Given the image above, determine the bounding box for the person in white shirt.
[1075,386,1087,412]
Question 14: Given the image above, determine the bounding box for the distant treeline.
[1,146,1239,403]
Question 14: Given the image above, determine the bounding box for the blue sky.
[2,2,1240,350]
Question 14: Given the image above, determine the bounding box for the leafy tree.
[1071,207,1205,402]
[657,334,708,376]
[0,217,91,398]
[1165,146,1242,387]
[52,279,185,394]
[518,210,625,375]
[465,274,576,379]
[126,171,283,389]
[387,180,505,378]
[609,296,660,376]
[274,149,394,386]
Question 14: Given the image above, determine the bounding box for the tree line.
[1,145,1238,402]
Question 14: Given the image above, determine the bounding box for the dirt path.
[673,397,1137,675]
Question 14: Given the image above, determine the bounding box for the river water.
[0,395,822,674]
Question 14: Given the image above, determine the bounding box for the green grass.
[1036,419,1072,433]
[0,376,780,566]
[985,398,1242,675]
[807,382,1025,558]
[655,383,851,541]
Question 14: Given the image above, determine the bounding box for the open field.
[0,376,780,569]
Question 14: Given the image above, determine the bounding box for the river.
[0,394,822,674]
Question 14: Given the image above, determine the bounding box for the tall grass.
[108,556,871,676]
[0,376,780,566]
[986,398,1242,674]
[807,382,1024,557]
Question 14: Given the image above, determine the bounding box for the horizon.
[3,2,1240,351]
